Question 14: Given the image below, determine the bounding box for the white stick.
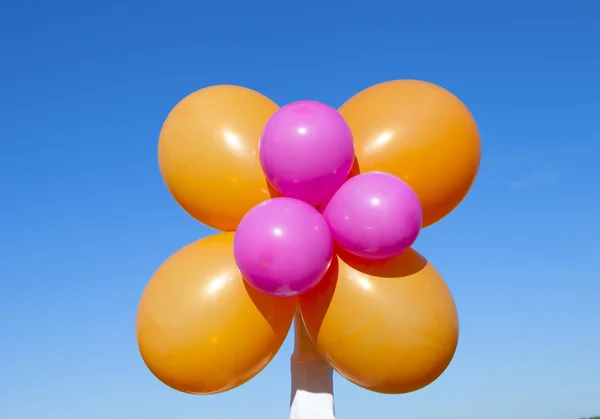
[289,308,335,419]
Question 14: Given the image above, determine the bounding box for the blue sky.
[1,1,599,418]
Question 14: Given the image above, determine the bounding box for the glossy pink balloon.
[234,197,334,297]
[323,172,422,260]
[259,101,355,207]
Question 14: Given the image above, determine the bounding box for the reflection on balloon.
[299,248,458,394]
[339,80,481,227]
[323,172,422,260]
[234,197,333,297]
[158,85,280,232]
[259,100,355,207]
[136,233,295,395]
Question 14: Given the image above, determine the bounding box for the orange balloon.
[136,233,295,394]
[299,248,458,394]
[158,85,280,232]
[339,80,481,227]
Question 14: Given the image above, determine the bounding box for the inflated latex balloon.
[299,248,458,394]
[158,85,280,232]
[339,80,481,227]
[234,197,333,297]
[259,100,355,207]
[323,172,422,260]
[136,233,295,395]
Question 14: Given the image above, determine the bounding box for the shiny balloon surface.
[323,172,422,260]
[234,197,333,296]
[339,80,481,227]
[260,100,355,207]
[299,248,459,394]
[137,233,295,394]
[158,85,280,231]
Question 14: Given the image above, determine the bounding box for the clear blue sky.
[1,1,599,418]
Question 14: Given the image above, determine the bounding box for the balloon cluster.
[137,81,481,396]
[235,100,423,297]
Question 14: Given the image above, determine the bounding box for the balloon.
[158,85,280,232]
[234,197,333,297]
[259,100,355,207]
[136,233,295,395]
[323,172,422,260]
[299,248,458,394]
[339,80,481,227]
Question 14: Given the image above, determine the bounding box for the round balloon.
[234,197,333,297]
[339,80,481,227]
[158,85,280,232]
[323,172,422,260]
[137,233,295,395]
[299,248,458,394]
[259,100,355,207]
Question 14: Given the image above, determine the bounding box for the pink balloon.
[323,172,422,260]
[234,197,333,297]
[259,100,355,207]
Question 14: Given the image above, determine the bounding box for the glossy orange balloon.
[299,248,459,394]
[339,80,481,227]
[158,85,280,232]
[136,233,295,394]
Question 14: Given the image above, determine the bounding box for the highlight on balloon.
[137,80,481,395]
